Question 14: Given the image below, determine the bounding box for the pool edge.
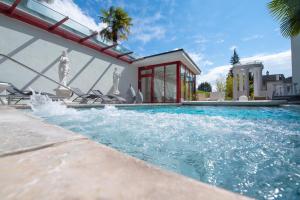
[0,106,251,200]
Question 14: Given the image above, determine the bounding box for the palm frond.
[268,0,300,38]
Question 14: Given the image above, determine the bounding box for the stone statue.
[58,50,70,88]
[113,68,121,95]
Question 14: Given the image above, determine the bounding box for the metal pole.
[0,54,81,96]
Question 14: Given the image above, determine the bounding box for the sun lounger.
[4,83,64,104]
[92,90,127,104]
[126,84,136,104]
[71,88,100,103]
[136,89,143,103]
[71,88,116,104]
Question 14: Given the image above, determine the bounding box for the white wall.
[292,35,300,92]
[0,14,137,98]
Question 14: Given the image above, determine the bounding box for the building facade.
[0,0,200,103]
[291,35,300,93]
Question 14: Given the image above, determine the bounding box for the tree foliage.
[100,6,133,43]
[198,82,212,92]
[268,0,300,38]
[225,73,233,99]
[230,49,240,65]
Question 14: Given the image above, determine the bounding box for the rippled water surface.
[30,103,300,200]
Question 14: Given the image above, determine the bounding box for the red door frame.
[176,62,181,103]
[138,61,195,103]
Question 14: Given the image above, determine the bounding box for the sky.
[46,0,292,90]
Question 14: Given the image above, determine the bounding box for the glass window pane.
[141,77,151,103]
[181,65,185,101]
[24,0,65,24]
[185,70,190,100]
[165,64,177,102]
[153,67,164,103]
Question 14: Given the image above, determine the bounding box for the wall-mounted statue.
[113,68,121,95]
[58,50,70,88]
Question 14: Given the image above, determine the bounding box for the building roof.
[263,74,285,82]
[262,74,292,85]
[132,49,201,75]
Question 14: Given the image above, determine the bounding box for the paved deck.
[0,107,250,200]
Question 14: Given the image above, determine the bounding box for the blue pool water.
[30,103,300,200]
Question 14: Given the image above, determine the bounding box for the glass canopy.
[1,0,135,61]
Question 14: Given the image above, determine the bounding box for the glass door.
[140,76,152,103]
[153,66,165,103]
[139,62,184,103]
[140,69,153,103]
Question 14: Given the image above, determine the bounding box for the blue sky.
[49,0,292,88]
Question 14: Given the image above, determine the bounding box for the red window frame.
[138,61,196,103]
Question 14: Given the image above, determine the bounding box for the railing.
[0,53,81,96]
[0,0,135,61]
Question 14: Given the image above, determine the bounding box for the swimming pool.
[30,103,300,200]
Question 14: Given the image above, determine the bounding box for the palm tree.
[268,0,300,38]
[99,6,132,43]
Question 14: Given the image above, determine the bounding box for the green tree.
[230,49,240,65]
[225,73,233,99]
[226,49,240,99]
[268,0,300,38]
[99,6,133,43]
[198,82,212,92]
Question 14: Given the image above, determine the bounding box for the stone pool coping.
[0,106,251,199]
[183,100,287,106]
[5,99,289,109]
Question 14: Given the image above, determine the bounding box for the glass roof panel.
[3,0,135,59]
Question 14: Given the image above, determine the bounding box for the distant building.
[232,62,293,100]
[262,72,293,99]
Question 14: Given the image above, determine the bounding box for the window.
[139,61,196,103]
[165,64,177,102]
[153,66,165,103]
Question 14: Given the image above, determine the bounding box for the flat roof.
[132,49,201,75]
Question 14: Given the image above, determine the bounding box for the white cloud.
[131,13,166,43]
[197,64,231,91]
[229,45,237,51]
[242,34,264,41]
[188,51,214,67]
[197,50,291,91]
[241,50,291,76]
[216,39,225,44]
[45,0,106,31]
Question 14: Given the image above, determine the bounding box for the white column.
[257,67,262,96]
[243,69,249,97]
[239,70,244,95]
[253,66,263,97]
[233,69,238,100]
